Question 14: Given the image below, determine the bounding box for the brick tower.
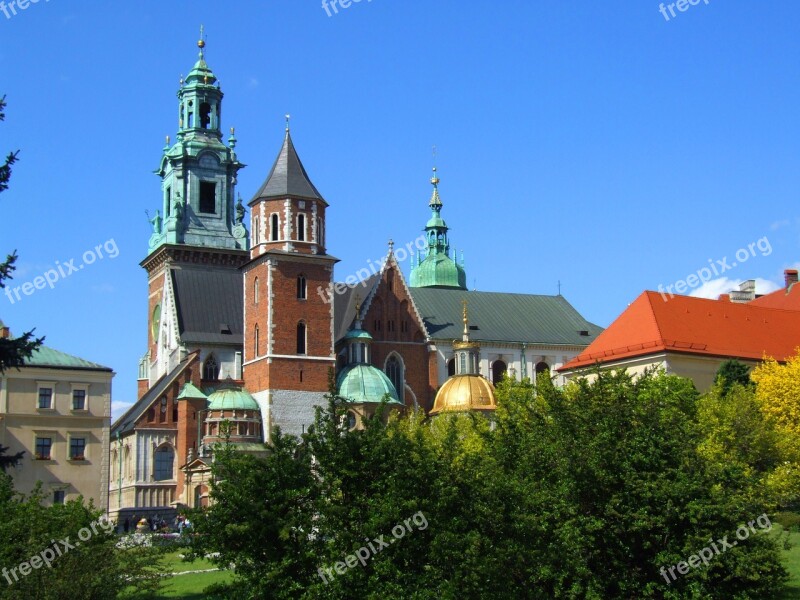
[243,122,338,441]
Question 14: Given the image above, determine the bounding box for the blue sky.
[1,1,798,418]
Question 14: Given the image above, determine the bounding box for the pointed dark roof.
[251,131,325,203]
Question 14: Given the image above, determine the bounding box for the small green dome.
[343,328,373,341]
[426,215,447,229]
[185,58,217,85]
[207,388,259,411]
[336,365,401,404]
[410,253,466,289]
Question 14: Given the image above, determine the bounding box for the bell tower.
[243,120,338,441]
[139,30,249,395]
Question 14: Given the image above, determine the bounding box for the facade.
[0,323,112,508]
[110,35,602,519]
[558,270,800,391]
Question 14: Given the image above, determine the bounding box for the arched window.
[199,102,211,128]
[492,360,507,385]
[297,275,307,300]
[297,214,306,241]
[447,358,456,377]
[535,361,550,374]
[386,355,403,397]
[154,445,174,481]
[271,214,279,241]
[203,355,219,381]
[253,216,260,245]
[254,325,260,358]
[316,217,324,246]
[296,322,307,355]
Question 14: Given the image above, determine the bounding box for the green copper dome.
[207,388,260,411]
[410,167,467,290]
[336,365,401,404]
[343,328,373,341]
[411,253,467,289]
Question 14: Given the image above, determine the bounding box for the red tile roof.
[749,282,800,310]
[559,291,800,371]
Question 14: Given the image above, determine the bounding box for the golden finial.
[198,25,206,54]
[462,299,469,340]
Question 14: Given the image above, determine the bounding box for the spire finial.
[388,239,394,253]
[198,25,206,58]
[462,299,470,341]
[355,294,361,318]
[285,114,291,133]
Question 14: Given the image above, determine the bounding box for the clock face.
[152,304,162,339]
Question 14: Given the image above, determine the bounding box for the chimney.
[785,269,799,288]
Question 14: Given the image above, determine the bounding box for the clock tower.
[139,32,249,395]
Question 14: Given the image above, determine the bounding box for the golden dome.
[430,375,497,415]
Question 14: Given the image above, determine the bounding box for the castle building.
[109,34,602,522]
[0,322,113,508]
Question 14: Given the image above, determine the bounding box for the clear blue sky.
[1,1,799,417]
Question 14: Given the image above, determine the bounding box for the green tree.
[0,473,165,600]
[0,95,43,373]
[0,444,24,472]
[715,359,751,396]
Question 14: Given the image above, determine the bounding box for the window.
[254,325,260,357]
[253,216,260,245]
[203,355,219,380]
[165,185,171,217]
[199,102,211,129]
[154,445,174,481]
[72,389,86,411]
[53,491,65,505]
[460,353,466,374]
[296,322,307,355]
[447,358,456,377]
[271,214,279,241]
[387,320,395,333]
[38,387,53,410]
[297,214,306,241]
[386,355,403,396]
[492,360,507,385]
[374,320,382,332]
[535,361,550,375]
[316,217,324,246]
[254,277,260,304]
[199,181,216,214]
[347,411,357,431]
[297,275,307,300]
[35,437,52,460]
[69,437,86,460]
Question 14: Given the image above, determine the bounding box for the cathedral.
[109,37,602,523]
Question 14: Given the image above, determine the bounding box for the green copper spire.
[409,167,467,290]
[148,28,248,254]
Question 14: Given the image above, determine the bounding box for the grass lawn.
[155,550,234,599]
[772,516,800,600]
